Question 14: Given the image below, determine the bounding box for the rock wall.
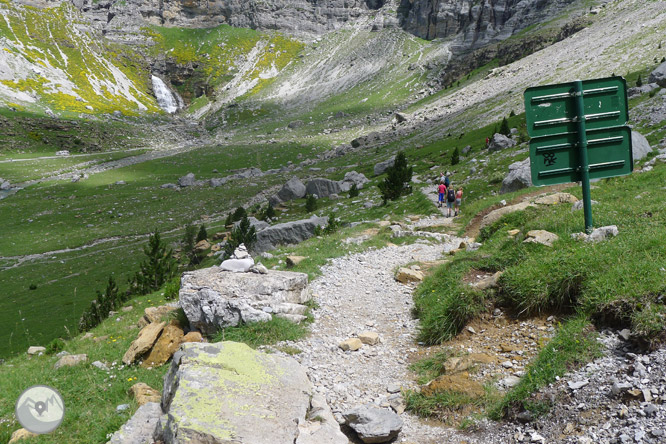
[69,0,387,39]
[398,0,578,52]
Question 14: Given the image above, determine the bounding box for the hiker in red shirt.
[437,183,446,208]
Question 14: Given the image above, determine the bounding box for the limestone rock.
[276,176,307,202]
[296,393,349,444]
[649,60,666,87]
[631,130,653,161]
[141,324,184,368]
[122,322,166,366]
[179,267,309,334]
[142,305,179,325]
[177,173,196,187]
[181,331,203,343]
[342,405,403,443]
[253,216,328,253]
[27,346,46,355]
[533,193,578,205]
[471,271,503,290]
[573,225,619,243]
[524,230,559,247]
[219,257,255,272]
[305,178,342,198]
[129,383,161,406]
[507,229,521,236]
[54,353,87,369]
[481,201,535,229]
[488,133,516,152]
[339,338,363,351]
[500,158,532,194]
[107,402,161,444]
[374,156,396,176]
[358,331,380,346]
[9,428,37,443]
[287,255,307,267]
[157,341,344,444]
[193,239,210,253]
[339,171,369,191]
[395,267,424,283]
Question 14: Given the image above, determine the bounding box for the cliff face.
[398,0,578,52]
[70,0,388,40]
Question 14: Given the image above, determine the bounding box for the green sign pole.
[573,80,594,233]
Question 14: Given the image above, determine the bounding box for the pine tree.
[499,117,510,136]
[182,224,196,256]
[135,232,177,295]
[378,151,412,204]
[636,75,643,87]
[196,224,208,242]
[348,183,360,198]
[224,215,257,258]
[231,206,247,222]
[451,147,460,166]
[305,194,317,212]
[262,204,276,220]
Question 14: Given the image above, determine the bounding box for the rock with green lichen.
[156,341,348,444]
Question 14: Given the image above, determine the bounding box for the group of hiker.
[437,173,462,217]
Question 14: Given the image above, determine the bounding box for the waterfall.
[151,75,180,114]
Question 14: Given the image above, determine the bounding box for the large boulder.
[179,267,310,334]
[631,130,652,161]
[253,215,328,253]
[648,61,666,87]
[488,133,516,152]
[122,322,166,365]
[339,171,369,192]
[500,158,532,194]
[156,342,348,444]
[0,179,10,191]
[342,405,403,443]
[140,324,184,368]
[177,173,196,187]
[480,201,536,229]
[305,178,342,198]
[107,402,161,444]
[276,176,307,201]
[373,156,395,176]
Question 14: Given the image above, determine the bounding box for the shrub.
[378,151,412,204]
[509,110,516,117]
[196,224,208,242]
[323,212,341,235]
[29,283,37,290]
[636,75,643,87]
[305,194,317,212]
[348,183,360,198]
[133,232,177,295]
[45,338,65,355]
[224,215,257,258]
[450,147,460,166]
[499,117,510,136]
[164,276,181,301]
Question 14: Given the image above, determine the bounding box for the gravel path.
[273,231,474,443]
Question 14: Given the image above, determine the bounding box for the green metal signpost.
[524,76,632,232]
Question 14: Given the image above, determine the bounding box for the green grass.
[212,316,310,348]
[0,290,170,443]
[409,349,452,385]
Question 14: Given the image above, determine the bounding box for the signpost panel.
[530,126,633,186]
[525,77,629,138]
[524,76,632,232]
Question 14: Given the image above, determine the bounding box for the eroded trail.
[276,225,472,443]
